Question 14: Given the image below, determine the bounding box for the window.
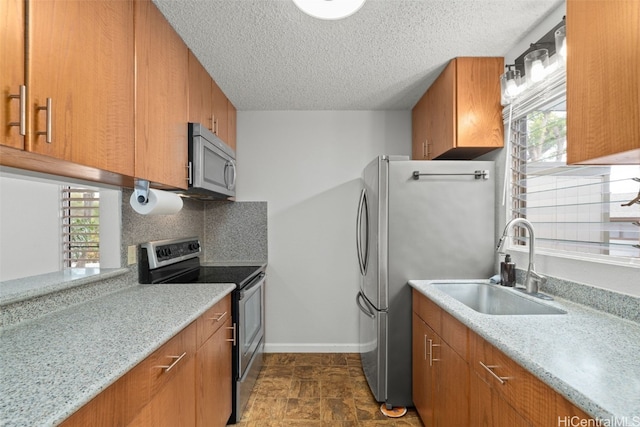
[62,187,100,268]
[506,71,640,260]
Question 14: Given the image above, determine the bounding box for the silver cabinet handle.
[423,334,428,361]
[226,323,237,346]
[186,162,192,184]
[479,361,508,385]
[157,352,187,373]
[209,311,227,322]
[8,85,26,136]
[36,98,52,143]
[428,339,441,366]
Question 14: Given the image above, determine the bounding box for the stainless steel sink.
[432,282,566,315]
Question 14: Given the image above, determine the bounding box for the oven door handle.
[239,272,265,300]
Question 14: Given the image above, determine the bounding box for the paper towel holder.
[134,179,150,205]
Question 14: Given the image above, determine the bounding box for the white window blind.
[62,187,100,268]
[505,70,640,260]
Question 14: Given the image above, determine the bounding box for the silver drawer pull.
[479,361,508,385]
[226,323,237,346]
[157,352,187,373]
[209,311,228,322]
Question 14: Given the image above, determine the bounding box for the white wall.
[236,111,411,352]
[0,176,61,281]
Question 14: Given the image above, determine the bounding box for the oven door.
[238,272,265,377]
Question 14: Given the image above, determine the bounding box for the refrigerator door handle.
[356,292,375,319]
[356,188,369,276]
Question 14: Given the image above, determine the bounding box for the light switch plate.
[127,245,137,265]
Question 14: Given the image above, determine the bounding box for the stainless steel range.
[138,237,265,424]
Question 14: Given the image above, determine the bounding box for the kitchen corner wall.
[235,111,411,352]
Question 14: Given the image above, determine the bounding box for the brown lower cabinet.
[61,295,232,427]
[412,289,593,427]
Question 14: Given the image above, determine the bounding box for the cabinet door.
[196,318,233,427]
[211,80,229,144]
[455,57,503,150]
[566,0,640,164]
[129,356,196,427]
[411,92,430,160]
[469,372,530,427]
[434,338,469,427]
[227,99,237,152]
[427,59,456,160]
[1,0,25,149]
[28,0,134,176]
[188,51,214,131]
[135,0,189,189]
[412,312,434,424]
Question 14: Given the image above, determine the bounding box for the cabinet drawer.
[197,295,232,348]
[62,321,197,427]
[413,289,441,334]
[144,321,197,398]
[440,310,468,362]
[470,330,593,426]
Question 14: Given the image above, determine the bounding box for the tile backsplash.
[122,189,267,267]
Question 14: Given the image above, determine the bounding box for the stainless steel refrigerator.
[355,155,495,408]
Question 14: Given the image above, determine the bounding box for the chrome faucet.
[496,218,547,295]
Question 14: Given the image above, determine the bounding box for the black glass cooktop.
[194,265,264,288]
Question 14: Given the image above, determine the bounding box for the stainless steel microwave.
[179,122,236,200]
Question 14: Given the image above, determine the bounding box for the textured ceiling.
[152,0,562,111]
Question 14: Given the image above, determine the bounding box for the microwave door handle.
[229,160,237,190]
[224,160,237,191]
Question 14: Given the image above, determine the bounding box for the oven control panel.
[140,237,201,270]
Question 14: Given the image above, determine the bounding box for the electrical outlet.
[127,245,137,265]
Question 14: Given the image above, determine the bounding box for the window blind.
[505,70,640,260]
[62,187,100,268]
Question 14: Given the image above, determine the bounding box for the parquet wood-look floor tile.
[233,353,424,427]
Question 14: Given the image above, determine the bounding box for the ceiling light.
[292,0,366,20]
[555,25,567,64]
[524,49,549,85]
[500,66,521,105]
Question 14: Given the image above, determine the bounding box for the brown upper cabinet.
[134,0,189,189]
[412,57,504,160]
[227,99,237,152]
[1,0,135,177]
[188,51,237,152]
[1,0,25,150]
[211,80,229,146]
[566,0,640,164]
[188,51,214,131]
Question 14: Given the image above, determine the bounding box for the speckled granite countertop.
[0,282,235,427]
[409,279,640,423]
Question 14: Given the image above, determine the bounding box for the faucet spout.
[497,218,545,294]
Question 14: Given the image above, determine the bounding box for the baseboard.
[264,343,360,353]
